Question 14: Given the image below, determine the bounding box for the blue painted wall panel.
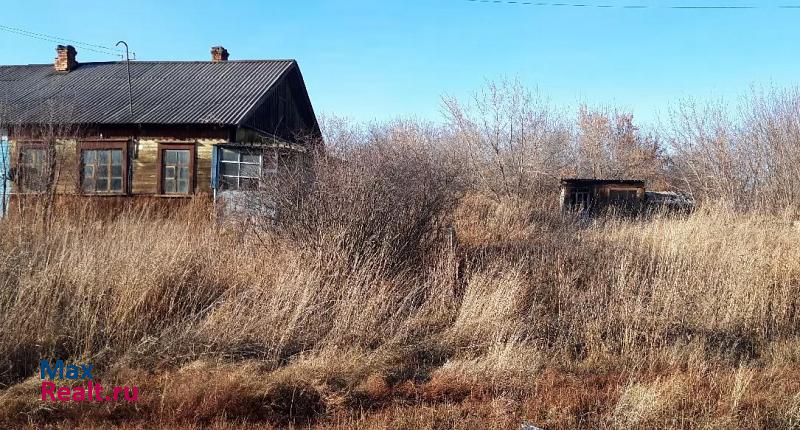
[0,130,10,218]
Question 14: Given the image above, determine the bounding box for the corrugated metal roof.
[0,60,297,125]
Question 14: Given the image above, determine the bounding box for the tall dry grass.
[0,193,798,429]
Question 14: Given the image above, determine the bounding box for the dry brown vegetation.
[1,83,800,429]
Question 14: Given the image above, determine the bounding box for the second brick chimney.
[211,46,229,62]
[54,45,78,72]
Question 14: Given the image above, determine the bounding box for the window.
[219,148,276,191]
[158,144,195,195]
[19,145,50,192]
[162,149,191,194]
[609,189,638,202]
[79,141,128,195]
[81,149,124,193]
[572,190,591,212]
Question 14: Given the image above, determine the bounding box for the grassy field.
[3,85,800,428]
[0,194,798,429]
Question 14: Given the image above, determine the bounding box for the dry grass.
[0,191,797,429]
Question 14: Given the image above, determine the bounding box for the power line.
[0,24,123,52]
[465,0,800,9]
[0,24,129,59]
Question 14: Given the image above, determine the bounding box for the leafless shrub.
[443,79,572,201]
[260,119,466,275]
[572,105,664,184]
[443,80,666,205]
[3,100,79,230]
[668,86,800,213]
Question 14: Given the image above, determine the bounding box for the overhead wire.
[465,0,800,9]
[0,24,129,59]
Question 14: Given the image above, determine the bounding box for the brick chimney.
[211,46,229,62]
[54,45,78,72]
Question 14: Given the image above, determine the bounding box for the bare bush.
[443,79,572,200]
[572,105,664,183]
[668,87,800,212]
[443,80,666,204]
[262,119,466,275]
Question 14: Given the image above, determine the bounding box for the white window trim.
[219,148,278,191]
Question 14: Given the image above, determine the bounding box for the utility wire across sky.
[0,24,132,59]
[465,0,800,9]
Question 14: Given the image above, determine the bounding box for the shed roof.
[560,178,646,187]
[0,60,300,126]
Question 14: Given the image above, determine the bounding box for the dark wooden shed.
[559,178,646,213]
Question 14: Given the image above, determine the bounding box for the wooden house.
[0,45,320,214]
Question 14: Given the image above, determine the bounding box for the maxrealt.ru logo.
[40,360,138,402]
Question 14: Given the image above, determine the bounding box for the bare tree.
[667,87,800,212]
[5,99,79,230]
[572,105,664,182]
[443,79,572,200]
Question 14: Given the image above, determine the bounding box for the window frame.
[16,141,52,193]
[608,188,640,202]
[77,140,130,195]
[218,146,274,192]
[156,143,196,196]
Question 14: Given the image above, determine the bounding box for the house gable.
[239,65,321,144]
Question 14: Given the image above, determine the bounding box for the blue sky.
[1,0,799,128]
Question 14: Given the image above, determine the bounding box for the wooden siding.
[56,140,79,194]
[9,137,224,196]
[242,68,318,142]
[131,139,218,195]
[8,139,80,194]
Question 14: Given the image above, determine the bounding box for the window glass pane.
[111,178,122,191]
[23,148,44,164]
[240,164,259,178]
[111,165,122,177]
[83,165,94,179]
[98,150,109,164]
[97,165,108,179]
[220,162,239,176]
[83,150,96,164]
[111,150,122,165]
[82,178,95,192]
[21,148,46,191]
[242,153,261,164]
[161,148,192,194]
[167,150,179,164]
[220,176,236,191]
[164,165,176,180]
[96,179,108,191]
[177,150,189,164]
[221,148,238,161]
